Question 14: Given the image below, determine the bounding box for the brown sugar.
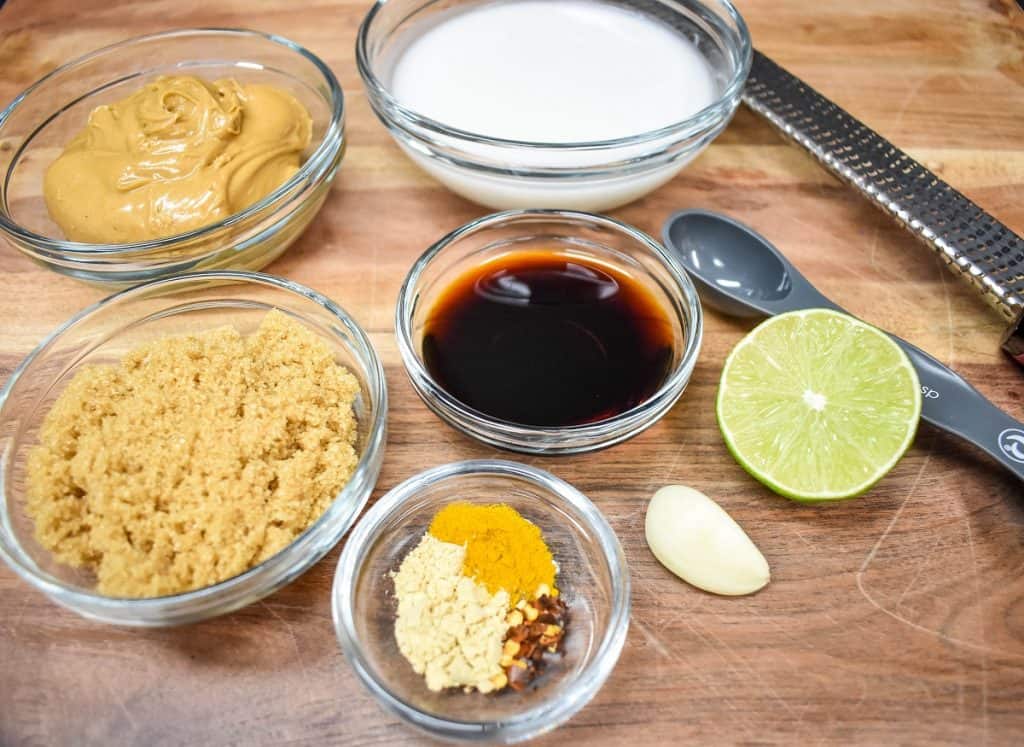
[25,310,361,598]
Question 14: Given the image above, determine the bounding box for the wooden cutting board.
[1,1,1022,743]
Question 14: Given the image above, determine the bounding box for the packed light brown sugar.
[25,310,361,598]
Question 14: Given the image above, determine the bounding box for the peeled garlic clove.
[645,485,770,596]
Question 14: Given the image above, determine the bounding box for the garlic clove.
[645,485,770,596]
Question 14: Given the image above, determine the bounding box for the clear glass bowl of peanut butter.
[0,29,345,285]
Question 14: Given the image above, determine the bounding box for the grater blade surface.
[743,50,1024,321]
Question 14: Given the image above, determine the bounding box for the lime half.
[717,309,921,502]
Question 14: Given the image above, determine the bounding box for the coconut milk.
[386,0,724,209]
[391,0,716,142]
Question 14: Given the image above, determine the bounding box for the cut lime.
[716,309,921,503]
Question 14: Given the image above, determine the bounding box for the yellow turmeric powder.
[428,502,556,604]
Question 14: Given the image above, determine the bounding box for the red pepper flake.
[500,593,569,691]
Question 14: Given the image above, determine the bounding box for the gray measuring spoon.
[663,208,1024,483]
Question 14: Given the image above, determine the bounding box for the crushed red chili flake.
[500,593,569,691]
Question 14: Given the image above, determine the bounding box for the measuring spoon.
[662,208,1024,483]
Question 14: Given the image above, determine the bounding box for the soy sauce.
[422,251,677,427]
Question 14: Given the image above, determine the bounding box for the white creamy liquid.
[390,0,717,142]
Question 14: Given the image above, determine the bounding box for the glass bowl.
[0,29,345,286]
[396,209,703,454]
[0,271,387,626]
[333,459,630,743]
[356,0,750,211]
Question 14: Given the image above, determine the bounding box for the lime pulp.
[716,309,922,502]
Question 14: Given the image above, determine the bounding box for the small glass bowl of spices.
[333,459,629,743]
[396,209,703,454]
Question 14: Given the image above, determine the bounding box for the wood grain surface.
[2,1,1024,744]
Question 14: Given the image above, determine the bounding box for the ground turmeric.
[428,502,556,604]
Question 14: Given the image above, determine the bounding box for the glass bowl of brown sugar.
[0,271,387,625]
[332,459,630,743]
[396,209,703,454]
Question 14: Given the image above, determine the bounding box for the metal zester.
[742,51,1024,366]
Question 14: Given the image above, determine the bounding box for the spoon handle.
[890,337,1024,481]
[759,269,1024,480]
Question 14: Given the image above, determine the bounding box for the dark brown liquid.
[422,251,677,427]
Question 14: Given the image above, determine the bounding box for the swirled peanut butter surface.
[43,75,312,243]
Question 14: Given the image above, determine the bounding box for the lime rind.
[716,309,921,503]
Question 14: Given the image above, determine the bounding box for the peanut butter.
[43,75,312,244]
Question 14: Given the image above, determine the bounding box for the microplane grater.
[743,50,1024,321]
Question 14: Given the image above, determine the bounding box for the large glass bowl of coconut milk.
[357,0,751,211]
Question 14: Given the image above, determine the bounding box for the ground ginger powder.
[428,503,556,605]
[392,534,509,693]
[25,309,360,598]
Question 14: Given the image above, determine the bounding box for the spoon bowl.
[663,209,835,317]
[664,209,791,317]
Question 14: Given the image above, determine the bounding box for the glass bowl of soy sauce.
[396,209,702,454]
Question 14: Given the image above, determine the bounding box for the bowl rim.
[0,270,388,623]
[332,458,631,741]
[0,28,345,255]
[356,0,752,151]
[394,208,704,453]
